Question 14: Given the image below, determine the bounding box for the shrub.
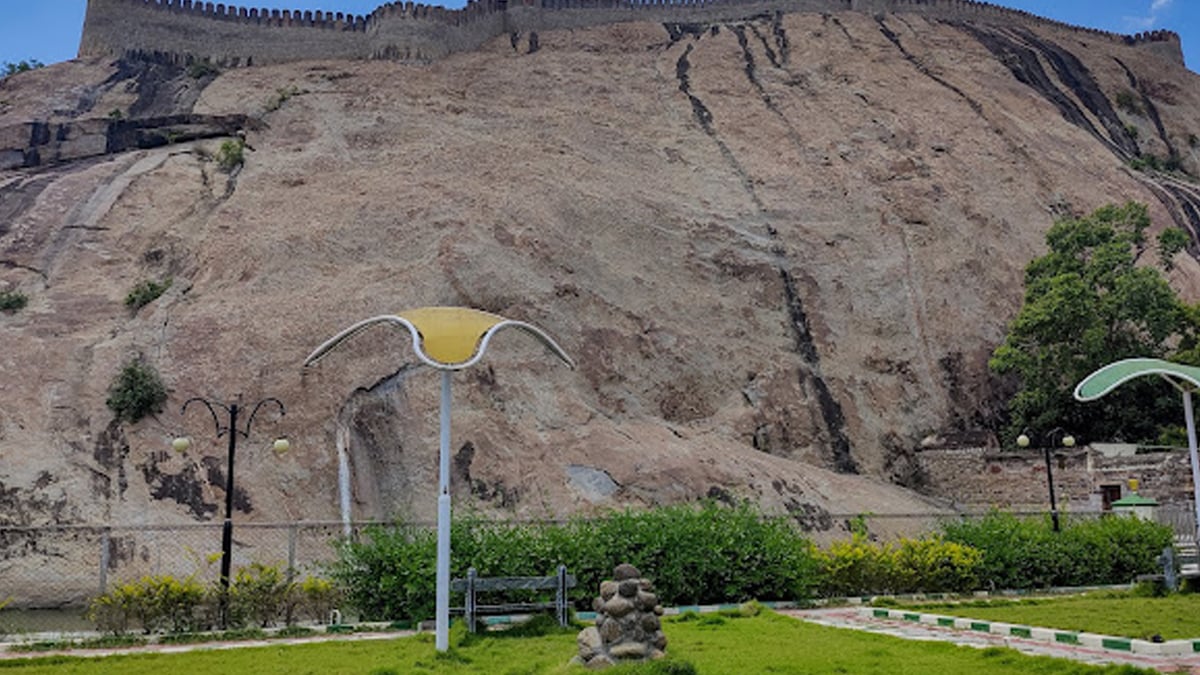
[816,536,981,597]
[1115,89,1143,115]
[941,511,1172,590]
[332,523,437,622]
[227,562,296,628]
[1129,153,1182,174]
[88,575,205,634]
[216,139,245,172]
[124,278,171,311]
[297,575,343,623]
[0,290,27,313]
[187,60,220,79]
[264,85,303,113]
[106,359,168,423]
[332,502,820,622]
[1,60,43,79]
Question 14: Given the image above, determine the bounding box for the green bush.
[88,575,205,634]
[816,536,981,597]
[0,290,27,313]
[297,575,343,623]
[941,511,1172,590]
[88,567,339,634]
[187,60,220,79]
[228,563,297,628]
[106,359,168,423]
[264,85,303,112]
[1115,89,1142,115]
[332,502,820,622]
[1,60,43,79]
[124,278,171,311]
[216,139,245,172]
[1130,153,1182,174]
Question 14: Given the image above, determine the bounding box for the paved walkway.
[781,607,1200,674]
[0,629,413,662]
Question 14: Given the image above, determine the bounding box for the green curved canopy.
[1074,358,1200,401]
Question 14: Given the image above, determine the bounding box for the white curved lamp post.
[1076,358,1200,545]
[304,307,573,651]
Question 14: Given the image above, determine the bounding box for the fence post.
[466,567,478,633]
[556,564,568,627]
[287,524,298,581]
[98,527,111,596]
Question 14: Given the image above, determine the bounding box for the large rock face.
[2,10,1200,539]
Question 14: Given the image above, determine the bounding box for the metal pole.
[220,403,239,627]
[337,425,352,538]
[435,369,452,652]
[287,524,298,582]
[1043,444,1060,532]
[1184,391,1200,545]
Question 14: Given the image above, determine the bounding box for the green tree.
[2,59,44,78]
[106,359,168,423]
[990,202,1199,444]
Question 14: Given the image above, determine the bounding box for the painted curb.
[860,607,1194,656]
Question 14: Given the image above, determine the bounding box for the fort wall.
[78,0,1186,68]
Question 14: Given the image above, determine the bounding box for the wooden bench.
[1136,544,1200,591]
[450,565,576,633]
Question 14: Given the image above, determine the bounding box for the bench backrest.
[452,566,577,593]
[451,574,577,592]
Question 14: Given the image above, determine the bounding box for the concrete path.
[0,629,414,662]
[782,607,1200,674]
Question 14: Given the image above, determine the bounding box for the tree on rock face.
[1,60,44,79]
[990,201,1199,445]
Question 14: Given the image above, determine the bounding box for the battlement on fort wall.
[78,0,1185,68]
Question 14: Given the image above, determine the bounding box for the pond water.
[0,607,94,636]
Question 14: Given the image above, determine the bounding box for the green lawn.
[0,611,1153,675]
[894,591,1200,640]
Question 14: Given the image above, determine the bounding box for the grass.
[891,590,1200,641]
[0,611,1153,674]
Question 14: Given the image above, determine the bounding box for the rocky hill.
[2,6,1200,540]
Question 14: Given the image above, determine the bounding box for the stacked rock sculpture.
[574,563,667,668]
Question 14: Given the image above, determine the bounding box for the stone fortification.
[79,0,1185,67]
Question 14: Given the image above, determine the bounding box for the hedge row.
[331,506,1175,622]
[941,511,1173,589]
[88,564,342,635]
[332,502,818,621]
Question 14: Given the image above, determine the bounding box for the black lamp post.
[174,396,287,626]
[1017,427,1076,532]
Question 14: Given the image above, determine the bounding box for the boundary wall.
[78,0,1185,67]
[917,445,1200,511]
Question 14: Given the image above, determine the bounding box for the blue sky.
[1,1,1196,71]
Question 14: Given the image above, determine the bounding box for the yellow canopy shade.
[398,307,505,366]
[305,306,574,371]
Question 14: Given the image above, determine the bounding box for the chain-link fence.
[0,508,1152,613]
[0,521,354,611]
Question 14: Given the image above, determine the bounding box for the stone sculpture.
[574,563,667,668]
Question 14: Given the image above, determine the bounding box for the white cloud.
[1122,15,1157,31]
[1123,0,1173,33]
